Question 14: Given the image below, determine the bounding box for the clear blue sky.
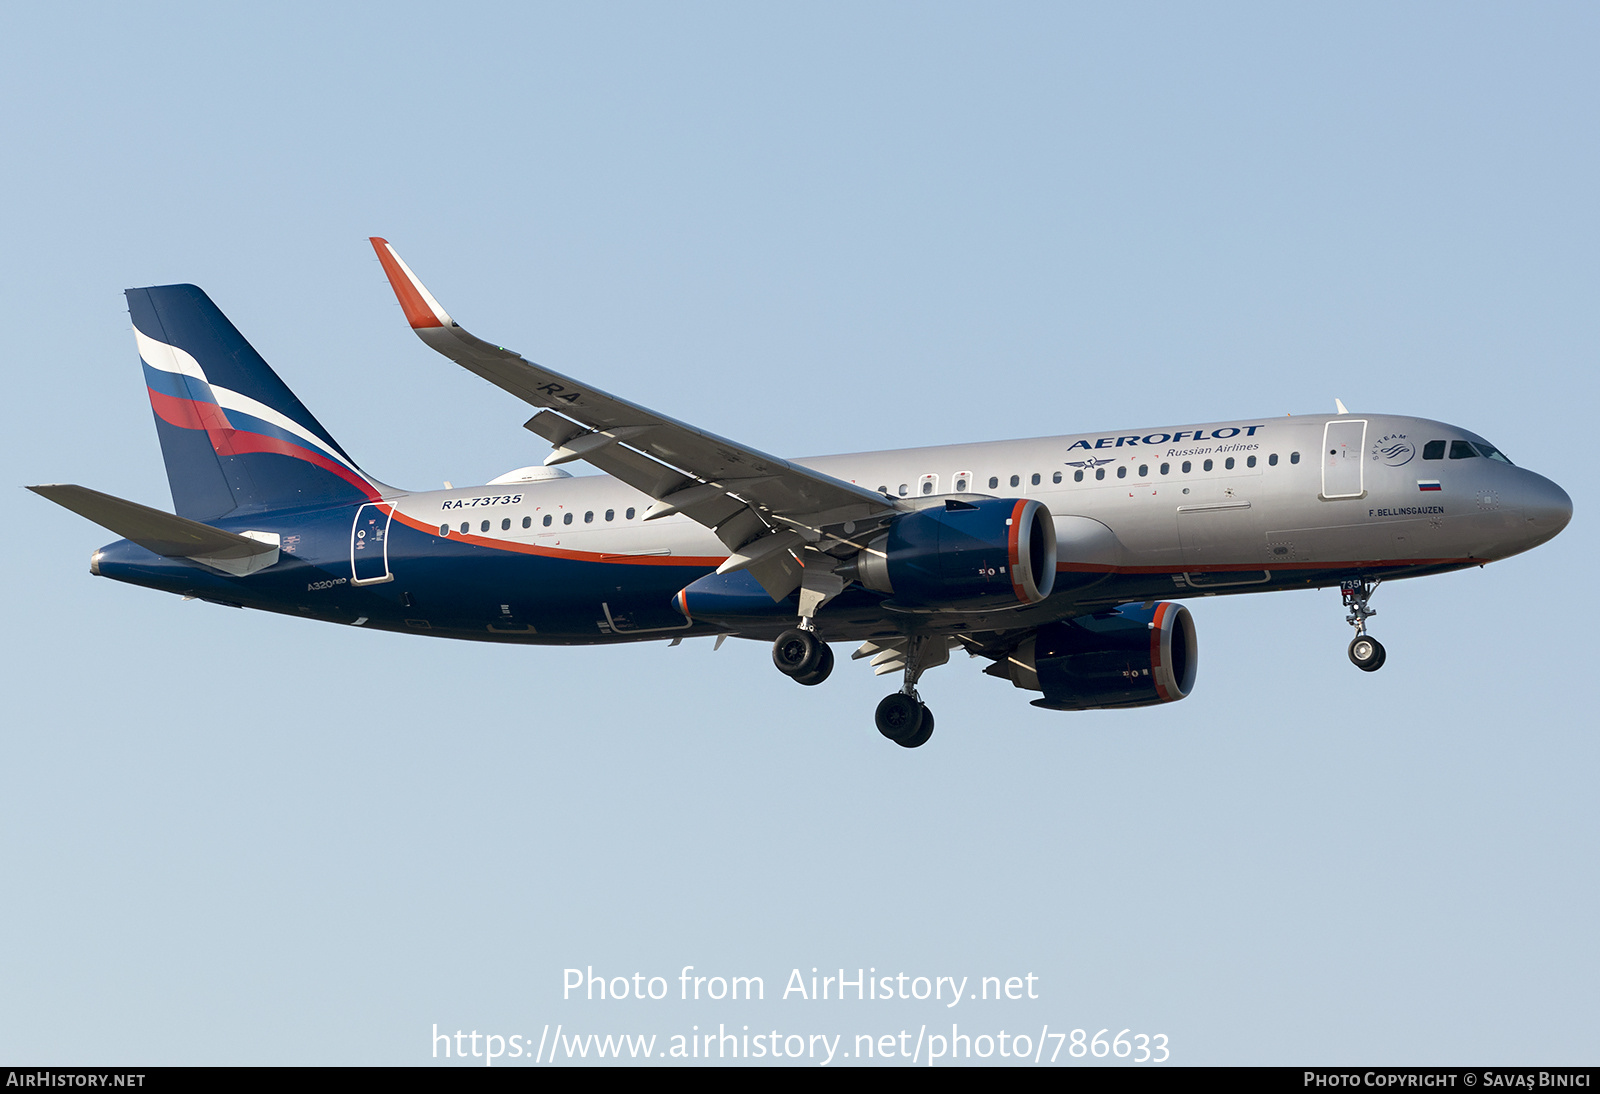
[2,2,1595,1065]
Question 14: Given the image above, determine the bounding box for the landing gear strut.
[875,635,937,748]
[1341,578,1386,672]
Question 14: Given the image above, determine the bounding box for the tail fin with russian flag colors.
[127,284,383,520]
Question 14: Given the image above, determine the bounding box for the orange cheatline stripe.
[1055,557,1477,574]
[390,508,726,568]
[369,237,443,329]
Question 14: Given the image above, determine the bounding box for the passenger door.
[350,503,394,585]
[1322,420,1367,499]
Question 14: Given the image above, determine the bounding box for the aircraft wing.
[370,238,901,598]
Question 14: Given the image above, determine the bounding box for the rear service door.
[1321,419,1367,499]
[351,503,394,584]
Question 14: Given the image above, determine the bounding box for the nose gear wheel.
[1340,578,1386,672]
[1348,635,1386,672]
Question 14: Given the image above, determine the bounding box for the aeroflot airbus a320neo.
[31,239,1573,747]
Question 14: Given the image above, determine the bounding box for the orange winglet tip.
[369,236,447,329]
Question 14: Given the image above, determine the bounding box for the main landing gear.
[770,623,936,749]
[874,634,939,749]
[772,627,835,686]
[876,693,934,749]
[1341,578,1386,672]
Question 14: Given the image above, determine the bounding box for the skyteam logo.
[1371,433,1416,467]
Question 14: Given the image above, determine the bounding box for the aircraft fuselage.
[90,411,1571,645]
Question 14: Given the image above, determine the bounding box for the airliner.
[30,239,1573,748]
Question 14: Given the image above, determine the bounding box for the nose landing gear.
[1341,578,1386,672]
[1348,633,1386,671]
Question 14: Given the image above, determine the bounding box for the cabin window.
[1138,464,1149,477]
[459,522,469,534]
[605,509,615,521]
[1203,459,1214,472]
[501,518,511,531]
[584,511,594,523]
[626,507,636,519]
[1095,468,1105,480]
[1182,461,1192,473]
[922,480,933,494]
[1269,453,1279,466]
[543,514,553,527]
[563,512,573,525]
[1073,470,1083,482]
[898,484,909,496]
[522,516,531,529]
[1031,473,1041,486]
[1117,466,1127,479]
[1422,440,1446,460]
[1010,475,1020,488]
[956,477,968,491]
[1225,457,1235,470]
[1160,462,1170,475]
[1246,456,1256,468]
[1052,471,1062,484]
[480,520,490,532]
[988,476,999,489]
[439,524,449,536]
[1450,440,1479,460]
[1290,452,1300,464]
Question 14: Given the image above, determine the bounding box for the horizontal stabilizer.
[28,484,280,569]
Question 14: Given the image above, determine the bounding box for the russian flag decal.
[1417,479,1442,492]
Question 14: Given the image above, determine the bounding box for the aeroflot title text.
[1065,425,1265,451]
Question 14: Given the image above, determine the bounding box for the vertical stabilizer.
[127,285,381,519]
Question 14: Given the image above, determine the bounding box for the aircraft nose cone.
[1522,474,1573,538]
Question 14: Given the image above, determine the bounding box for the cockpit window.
[1422,440,1446,460]
[1449,440,1478,460]
[1473,441,1513,464]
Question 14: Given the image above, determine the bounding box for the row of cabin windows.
[1422,439,1512,463]
[442,506,639,537]
[877,452,1301,495]
[1072,452,1300,481]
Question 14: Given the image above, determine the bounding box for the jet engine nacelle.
[999,601,1198,710]
[856,498,1057,608]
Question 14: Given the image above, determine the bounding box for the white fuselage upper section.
[389,413,1567,573]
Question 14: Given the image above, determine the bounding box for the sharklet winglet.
[370,237,451,329]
